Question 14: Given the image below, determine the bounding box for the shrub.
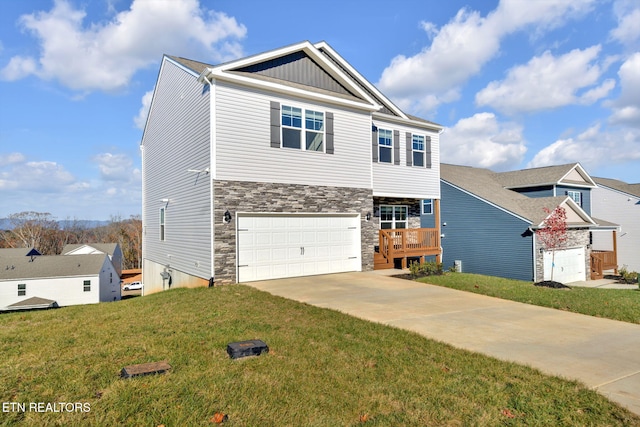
[409,260,444,278]
[618,265,639,285]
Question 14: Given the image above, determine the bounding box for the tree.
[536,206,568,282]
[0,211,59,253]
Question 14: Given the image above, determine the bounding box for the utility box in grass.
[227,339,269,359]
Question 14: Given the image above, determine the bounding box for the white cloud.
[608,53,640,127]
[441,112,527,171]
[610,1,640,46]
[0,56,37,81]
[0,152,27,166]
[134,90,154,130]
[377,0,597,115]
[475,46,615,114]
[0,158,76,192]
[93,152,140,183]
[528,124,640,169]
[0,0,246,92]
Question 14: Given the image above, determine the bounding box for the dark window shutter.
[371,125,378,162]
[425,135,432,168]
[270,101,281,148]
[325,112,334,154]
[393,130,400,165]
[405,132,412,167]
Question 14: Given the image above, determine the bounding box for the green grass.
[419,273,640,324]
[1,285,639,426]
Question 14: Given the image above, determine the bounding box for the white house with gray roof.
[141,41,444,292]
[592,177,640,272]
[0,253,120,310]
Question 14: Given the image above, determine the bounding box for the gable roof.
[0,248,42,258]
[62,243,119,256]
[594,177,640,198]
[168,41,442,131]
[0,254,107,281]
[440,164,597,228]
[494,163,597,189]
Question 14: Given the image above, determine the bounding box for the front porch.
[374,228,441,269]
[590,230,618,280]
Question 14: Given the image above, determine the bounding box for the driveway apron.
[247,271,640,416]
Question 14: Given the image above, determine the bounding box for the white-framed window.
[567,190,582,206]
[281,105,324,152]
[412,134,425,167]
[83,280,91,292]
[378,128,392,163]
[159,207,166,241]
[422,199,433,215]
[18,283,26,296]
[380,205,408,229]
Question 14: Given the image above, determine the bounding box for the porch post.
[434,199,442,263]
[612,230,618,275]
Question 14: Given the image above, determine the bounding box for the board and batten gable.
[440,180,534,281]
[141,57,213,294]
[372,117,440,199]
[591,185,640,271]
[213,80,372,189]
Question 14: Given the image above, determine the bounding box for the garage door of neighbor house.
[237,214,361,282]
[543,247,586,283]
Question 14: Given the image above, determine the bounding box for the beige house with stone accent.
[140,41,443,292]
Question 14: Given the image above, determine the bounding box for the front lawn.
[1,285,638,426]
[418,273,640,324]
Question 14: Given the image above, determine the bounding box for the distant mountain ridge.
[0,218,111,230]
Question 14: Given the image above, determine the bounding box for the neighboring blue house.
[425,163,619,283]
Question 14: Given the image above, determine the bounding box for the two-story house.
[141,41,443,292]
[428,163,619,284]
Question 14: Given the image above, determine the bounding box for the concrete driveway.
[247,271,640,416]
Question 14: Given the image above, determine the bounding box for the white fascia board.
[559,163,597,187]
[199,41,382,111]
[533,197,596,228]
[206,69,381,112]
[372,111,444,132]
[165,55,200,78]
[314,41,408,120]
[441,179,532,224]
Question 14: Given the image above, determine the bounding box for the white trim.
[558,163,597,188]
[421,199,433,215]
[372,111,443,132]
[280,104,326,153]
[164,55,201,78]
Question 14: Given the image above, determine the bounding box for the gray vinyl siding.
[141,58,212,291]
[371,118,440,199]
[441,181,534,281]
[557,185,591,214]
[214,81,372,189]
[591,186,640,271]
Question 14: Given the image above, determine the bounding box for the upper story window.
[83,280,91,292]
[378,129,393,163]
[412,134,425,167]
[159,207,166,241]
[18,283,26,296]
[281,105,324,152]
[422,199,433,215]
[567,190,582,206]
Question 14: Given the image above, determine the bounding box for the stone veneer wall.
[372,197,423,229]
[534,228,591,282]
[213,180,375,284]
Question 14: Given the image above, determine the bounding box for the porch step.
[374,252,393,270]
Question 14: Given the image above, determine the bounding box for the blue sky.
[1,0,639,220]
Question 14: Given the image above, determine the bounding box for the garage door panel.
[237,214,361,282]
[543,247,585,283]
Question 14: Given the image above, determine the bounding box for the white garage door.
[543,247,586,283]
[237,214,361,282]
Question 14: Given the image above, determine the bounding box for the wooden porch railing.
[590,250,618,280]
[378,228,441,267]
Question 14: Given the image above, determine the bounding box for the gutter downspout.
[201,73,216,285]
